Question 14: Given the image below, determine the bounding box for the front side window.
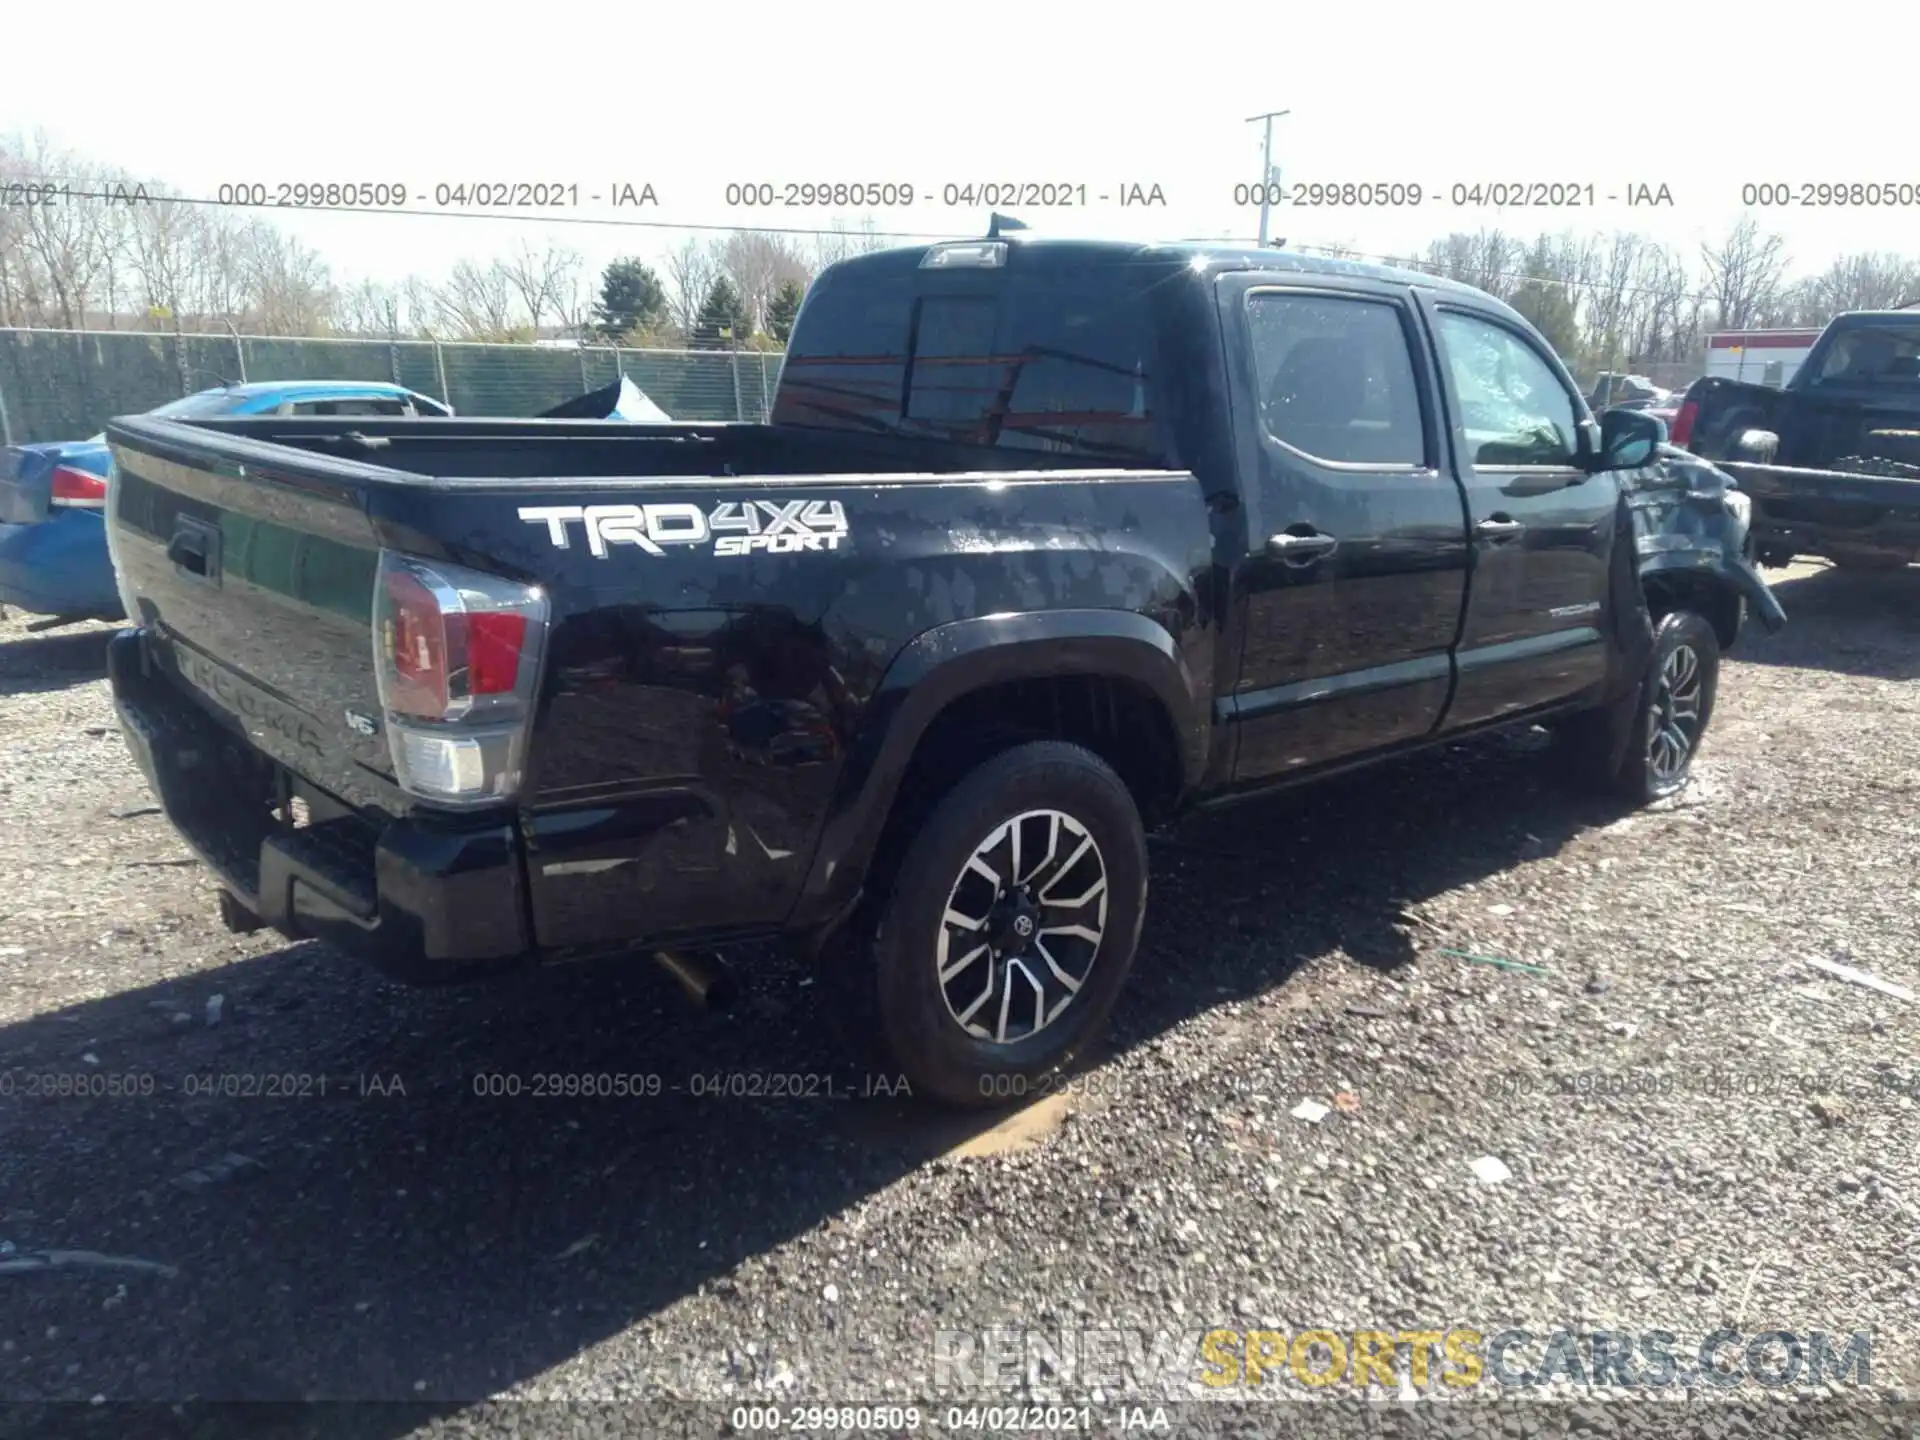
[1247,292,1425,466]
[1435,311,1580,467]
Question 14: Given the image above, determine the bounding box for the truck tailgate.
[105,419,402,813]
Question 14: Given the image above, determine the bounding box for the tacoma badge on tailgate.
[518,499,849,558]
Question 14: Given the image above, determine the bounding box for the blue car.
[0,381,451,623]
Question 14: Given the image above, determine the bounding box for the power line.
[17,180,981,243]
[23,178,1758,315]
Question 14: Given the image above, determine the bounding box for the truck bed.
[103,412,1212,967]
[147,414,1129,481]
[1685,377,1920,563]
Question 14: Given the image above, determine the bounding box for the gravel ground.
[0,562,1916,1439]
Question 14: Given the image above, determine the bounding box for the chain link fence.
[0,328,785,445]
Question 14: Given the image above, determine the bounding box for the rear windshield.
[775,261,1175,466]
[1810,323,1920,386]
[149,389,249,419]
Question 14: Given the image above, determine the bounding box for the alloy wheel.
[935,809,1109,1044]
[1646,642,1703,783]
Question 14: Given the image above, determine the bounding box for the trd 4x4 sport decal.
[518,499,849,558]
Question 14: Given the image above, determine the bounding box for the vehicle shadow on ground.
[0,625,113,698]
[1736,564,1920,681]
[0,725,1616,1418]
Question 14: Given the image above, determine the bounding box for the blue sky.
[4,0,1912,289]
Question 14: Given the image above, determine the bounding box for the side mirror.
[1595,406,1664,471]
[1730,428,1779,464]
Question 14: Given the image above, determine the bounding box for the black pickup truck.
[100,236,1781,1106]
[1674,309,1920,569]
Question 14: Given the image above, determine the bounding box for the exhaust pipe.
[653,950,737,1011]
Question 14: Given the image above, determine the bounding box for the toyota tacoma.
[101,234,1783,1106]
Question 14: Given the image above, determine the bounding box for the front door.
[1220,277,1472,784]
[1423,303,1618,730]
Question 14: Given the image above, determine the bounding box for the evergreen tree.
[593,258,666,339]
[766,279,805,344]
[692,276,751,349]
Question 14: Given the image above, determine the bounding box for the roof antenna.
[987,211,1028,238]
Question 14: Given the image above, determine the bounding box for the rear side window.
[773,276,915,433]
[777,266,1167,465]
[1247,292,1425,466]
[289,398,411,417]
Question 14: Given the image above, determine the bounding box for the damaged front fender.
[1623,444,1788,636]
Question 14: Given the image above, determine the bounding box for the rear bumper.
[0,510,125,619]
[107,628,531,983]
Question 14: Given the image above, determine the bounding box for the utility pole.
[1245,109,1290,246]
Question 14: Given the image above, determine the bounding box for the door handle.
[1267,531,1339,559]
[1476,517,1525,541]
[167,516,221,582]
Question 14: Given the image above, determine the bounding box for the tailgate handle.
[167,516,221,582]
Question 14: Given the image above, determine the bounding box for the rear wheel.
[865,741,1148,1109]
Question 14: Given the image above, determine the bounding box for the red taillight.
[371,551,549,807]
[466,612,529,694]
[49,465,108,509]
[1668,399,1698,450]
[382,568,451,717]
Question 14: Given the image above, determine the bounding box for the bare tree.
[238,222,335,334]
[437,259,523,340]
[15,134,118,328]
[663,236,724,336]
[720,231,810,334]
[1580,231,1647,366]
[501,240,584,336]
[0,138,48,325]
[126,191,211,324]
[808,217,890,272]
[195,213,253,331]
[1416,229,1525,301]
[340,278,410,338]
[1784,252,1920,325]
[1700,217,1789,331]
[402,275,444,338]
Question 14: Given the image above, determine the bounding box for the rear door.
[1217,275,1471,783]
[1422,302,1617,730]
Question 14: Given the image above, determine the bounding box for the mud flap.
[1719,553,1788,634]
[1601,490,1657,780]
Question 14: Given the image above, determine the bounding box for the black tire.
[1613,611,1721,804]
[1756,545,1795,569]
[865,740,1148,1109]
[1553,611,1719,805]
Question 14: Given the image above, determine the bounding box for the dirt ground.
[0,560,1915,1438]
